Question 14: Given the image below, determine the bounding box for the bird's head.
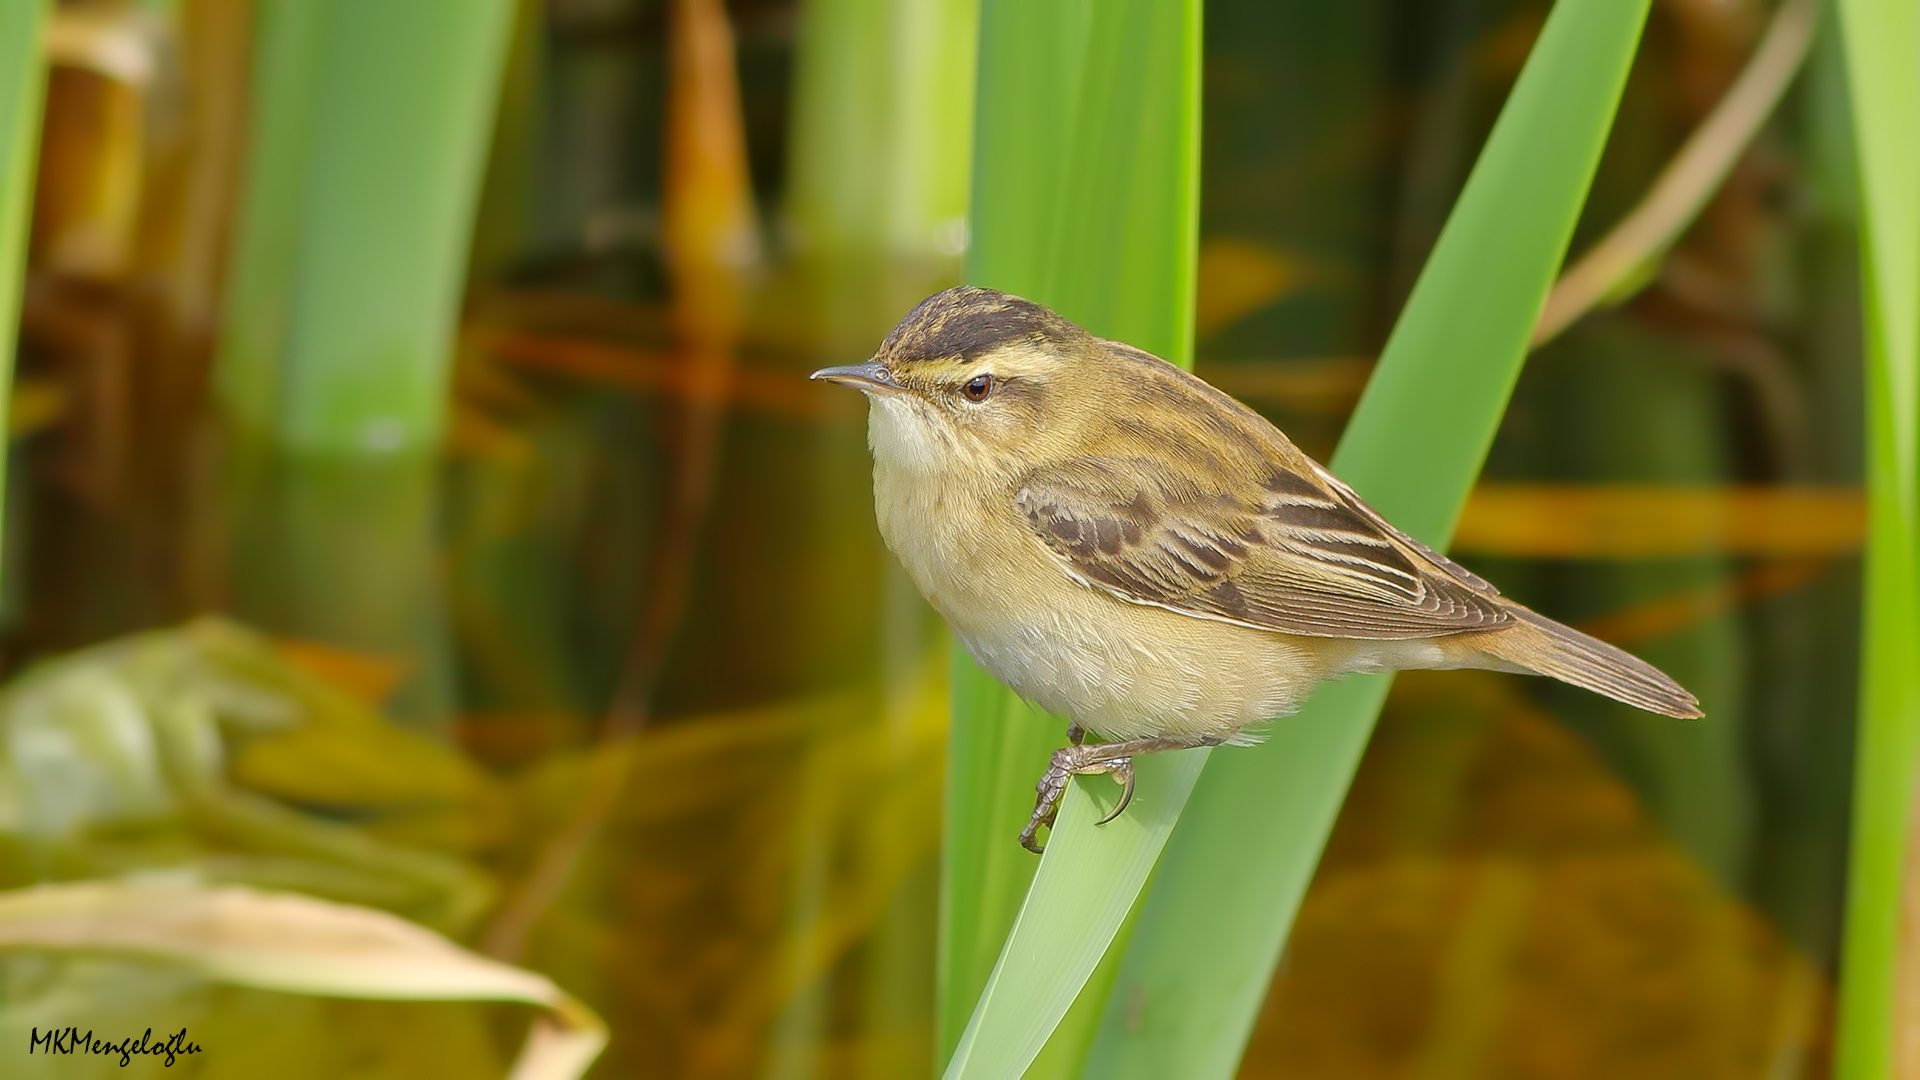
[811,287,1095,482]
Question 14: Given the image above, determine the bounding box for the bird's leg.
[1067,721,1088,746]
[1019,734,1224,853]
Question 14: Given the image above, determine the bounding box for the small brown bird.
[814,286,1701,852]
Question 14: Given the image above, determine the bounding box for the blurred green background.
[0,0,1881,1075]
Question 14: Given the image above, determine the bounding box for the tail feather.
[1480,605,1703,719]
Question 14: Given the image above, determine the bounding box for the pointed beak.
[810,360,904,395]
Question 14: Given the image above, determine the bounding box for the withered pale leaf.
[0,882,605,1080]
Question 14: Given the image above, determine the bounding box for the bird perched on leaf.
[813,286,1701,853]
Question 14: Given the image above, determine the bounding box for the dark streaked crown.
[876,286,1079,365]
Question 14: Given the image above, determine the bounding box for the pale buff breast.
[951,577,1338,743]
[869,405,1338,742]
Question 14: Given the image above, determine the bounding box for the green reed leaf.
[1832,0,1920,1075]
[216,0,515,457]
[0,0,46,597]
[212,0,515,727]
[1085,1,1651,1075]
[939,0,1200,1076]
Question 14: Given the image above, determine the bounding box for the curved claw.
[1095,759,1136,826]
[1020,801,1059,853]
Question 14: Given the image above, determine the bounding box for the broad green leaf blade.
[0,883,605,1079]
[967,0,1200,365]
[1087,1,1652,1075]
[0,0,46,599]
[939,653,1065,1065]
[945,752,1205,1079]
[1832,0,1920,1074]
[939,0,1200,1074]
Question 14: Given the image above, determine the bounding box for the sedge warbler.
[814,286,1700,852]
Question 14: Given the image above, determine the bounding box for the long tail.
[1476,605,1703,719]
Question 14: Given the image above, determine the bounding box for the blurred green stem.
[0,0,46,601]
[218,0,513,455]
[785,0,976,272]
[213,0,515,728]
[1832,0,1920,1074]
[775,1,977,1075]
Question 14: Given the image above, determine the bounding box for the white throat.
[866,394,952,480]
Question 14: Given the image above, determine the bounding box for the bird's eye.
[962,374,994,402]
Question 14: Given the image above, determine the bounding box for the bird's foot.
[1018,744,1138,853]
[1016,733,1227,853]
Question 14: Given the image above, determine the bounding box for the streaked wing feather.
[1017,457,1511,640]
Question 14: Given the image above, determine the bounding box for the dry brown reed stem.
[462,325,839,422]
[1452,484,1864,558]
[1532,0,1819,346]
[482,0,759,963]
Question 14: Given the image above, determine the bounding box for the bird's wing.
[1015,455,1513,639]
